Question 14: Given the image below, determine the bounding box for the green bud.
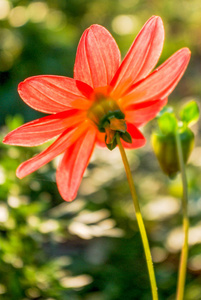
[151,127,194,178]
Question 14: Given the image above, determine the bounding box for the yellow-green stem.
[175,129,189,300]
[116,134,158,300]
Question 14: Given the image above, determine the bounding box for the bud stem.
[116,134,158,300]
[175,128,189,300]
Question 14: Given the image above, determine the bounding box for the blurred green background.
[0,0,201,299]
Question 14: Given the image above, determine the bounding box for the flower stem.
[116,134,158,300]
[175,128,189,300]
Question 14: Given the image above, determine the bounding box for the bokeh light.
[0,0,11,20]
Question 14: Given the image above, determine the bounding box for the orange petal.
[125,98,167,127]
[121,48,191,108]
[74,24,121,88]
[18,75,92,114]
[16,121,90,178]
[56,126,96,201]
[121,123,146,149]
[110,16,164,98]
[96,131,106,148]
[3,110,86,146]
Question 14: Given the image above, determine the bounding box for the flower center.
[87,95,132,150]
[87,96,124,131]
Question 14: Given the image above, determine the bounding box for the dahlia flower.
[3,16,190,201]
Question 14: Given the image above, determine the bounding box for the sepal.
[105,134,117,150]
[120,131,132,144]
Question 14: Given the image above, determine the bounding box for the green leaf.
[157,112,177,135]
[180,100,199,126]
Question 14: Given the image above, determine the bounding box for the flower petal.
[121,123,146,149]
[110,16,164,98]
[74,24,121,88]
[18,76,92,114]
[56,126,96,201]
[3,110,86,146]
[125,98,167,127]
[121,48,191,108]
[96,131,106,148]
[16,121,90,178]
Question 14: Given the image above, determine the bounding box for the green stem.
[116,134,158,300]
[175,129,189,300]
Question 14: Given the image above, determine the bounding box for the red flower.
[3,16,190,201]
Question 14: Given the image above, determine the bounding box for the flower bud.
[151,127,194,178]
